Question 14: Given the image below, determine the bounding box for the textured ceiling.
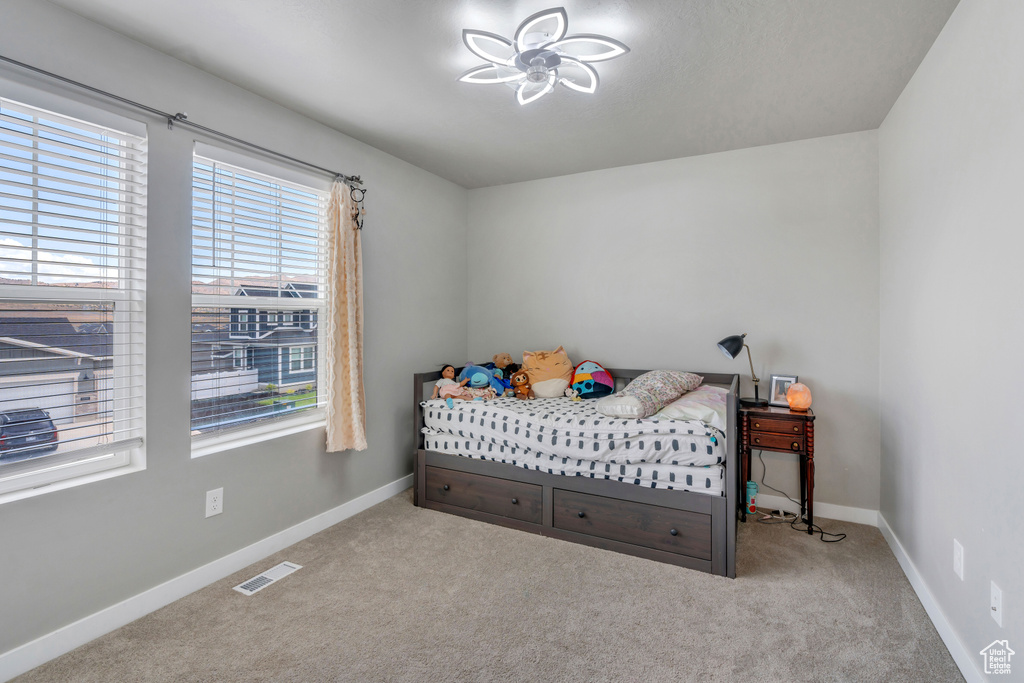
[48,0,960,189]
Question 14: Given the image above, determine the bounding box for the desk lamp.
[717,333,768,407]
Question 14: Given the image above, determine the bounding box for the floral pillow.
[596,370,703,418]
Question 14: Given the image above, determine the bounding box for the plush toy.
[523,346,573,398]
[511,369,534,400]
[491,352,520,379]
[571,360,615,399]
[565,386,582,402]
[458,364,506,395]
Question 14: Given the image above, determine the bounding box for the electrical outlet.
[205,488,223,518]
[953,539,964,580]
[991,581,1003,627]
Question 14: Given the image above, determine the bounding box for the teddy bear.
[491,352,520,380]
[510,369,534,400]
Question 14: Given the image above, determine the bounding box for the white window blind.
[0,97,146,496]
[190,155,327,442]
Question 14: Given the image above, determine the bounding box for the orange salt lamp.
[786,383,812,411]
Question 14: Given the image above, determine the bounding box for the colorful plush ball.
[571,361,615,399]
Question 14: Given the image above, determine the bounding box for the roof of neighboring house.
[0,317,112,358]
[236,283,318,298]
[191,325,316,346]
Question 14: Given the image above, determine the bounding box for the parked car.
[0,408,59,458]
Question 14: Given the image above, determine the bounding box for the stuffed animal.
[492,352,520,379]
[457,364,506,395]
[565,386,582,402]
[511,369,534,400]
[522,346,573,398]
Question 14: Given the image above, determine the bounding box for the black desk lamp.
[717,333,768,407]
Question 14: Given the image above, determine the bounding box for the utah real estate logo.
[979,640,1014,675]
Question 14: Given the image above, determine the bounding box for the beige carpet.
[16,490,963,682]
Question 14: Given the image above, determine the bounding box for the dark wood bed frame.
[413,369,739,578]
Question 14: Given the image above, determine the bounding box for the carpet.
[15,489,963,682]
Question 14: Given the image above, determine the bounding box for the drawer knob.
[578,511,586,518]
[511,498,518,505]
[442,484,450,491]
[754,438,760,444]
[791,442,800,451]
[793,425,799,433]
[670,528,678,536]
[754,422,760,429]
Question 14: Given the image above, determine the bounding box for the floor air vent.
[233,561,302,596]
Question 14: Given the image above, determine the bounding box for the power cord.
[754,450,846,543]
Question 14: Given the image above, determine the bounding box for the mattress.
[420,395,727,496]
[422,395,725,466]
[422,432,725,495]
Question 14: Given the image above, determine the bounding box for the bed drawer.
[750,416,803,435]
[425,466,542,524]
[552,489,711,560]
[750,432,804,452]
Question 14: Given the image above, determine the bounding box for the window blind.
[190,156,327,439]
[0,97,146,493]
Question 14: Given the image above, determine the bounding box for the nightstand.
[739,405,815,533]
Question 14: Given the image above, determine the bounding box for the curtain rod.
[0,53,363,187]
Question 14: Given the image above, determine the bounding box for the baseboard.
[754,492,879,527]
[877,514,983,683]
[0,474,414,683]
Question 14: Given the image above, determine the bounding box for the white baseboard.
[877,514,983,683]
[754,492,879,527]
[0,474,414,683]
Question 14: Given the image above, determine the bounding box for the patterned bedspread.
[421,395,724,467]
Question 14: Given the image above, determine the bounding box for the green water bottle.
[746,481,757,515]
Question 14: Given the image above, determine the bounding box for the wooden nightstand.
[740,405,816,533]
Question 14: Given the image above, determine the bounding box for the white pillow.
[596,370,703,419]
[594,394,643,417]
[656,385,729,430]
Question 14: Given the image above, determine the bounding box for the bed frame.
[413,369,739,578]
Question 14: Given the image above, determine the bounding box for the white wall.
[0,0,467,656]
[467,132,880,512]
[879,0,1023,665]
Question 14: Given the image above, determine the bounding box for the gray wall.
[879,0,1022,658]
[0,0,467,654]
[467,131,880,512]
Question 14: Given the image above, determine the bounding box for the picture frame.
[768,374,799,407]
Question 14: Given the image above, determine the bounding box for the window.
[190,155,327,450]
[0,97,147,498]
[290,345,314,372]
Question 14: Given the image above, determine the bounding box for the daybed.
[413,368,739,578]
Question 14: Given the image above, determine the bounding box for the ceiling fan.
[458,7,630,105]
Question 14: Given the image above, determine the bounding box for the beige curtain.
[325,180,367,452]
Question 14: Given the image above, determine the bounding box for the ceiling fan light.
[516,72,557,105]
[557,57,598,93]
[463,30,515,65]
[458,65,527,84]
[460,7,627,105]
[546,35,630,62]
[514,7,568,52]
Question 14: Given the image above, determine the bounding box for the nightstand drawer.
[751,433,804,452]
[750,417,804,435]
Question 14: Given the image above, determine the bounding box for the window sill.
[191,414,326,458]
[0,456,145,506]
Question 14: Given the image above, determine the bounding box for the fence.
[190,368,260,401]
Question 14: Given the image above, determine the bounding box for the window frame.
[0,92,148,502]
[189,152,328,457]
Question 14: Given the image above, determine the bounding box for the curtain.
[325,180,367,451]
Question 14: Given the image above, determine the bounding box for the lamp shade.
[717,334,745,359]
